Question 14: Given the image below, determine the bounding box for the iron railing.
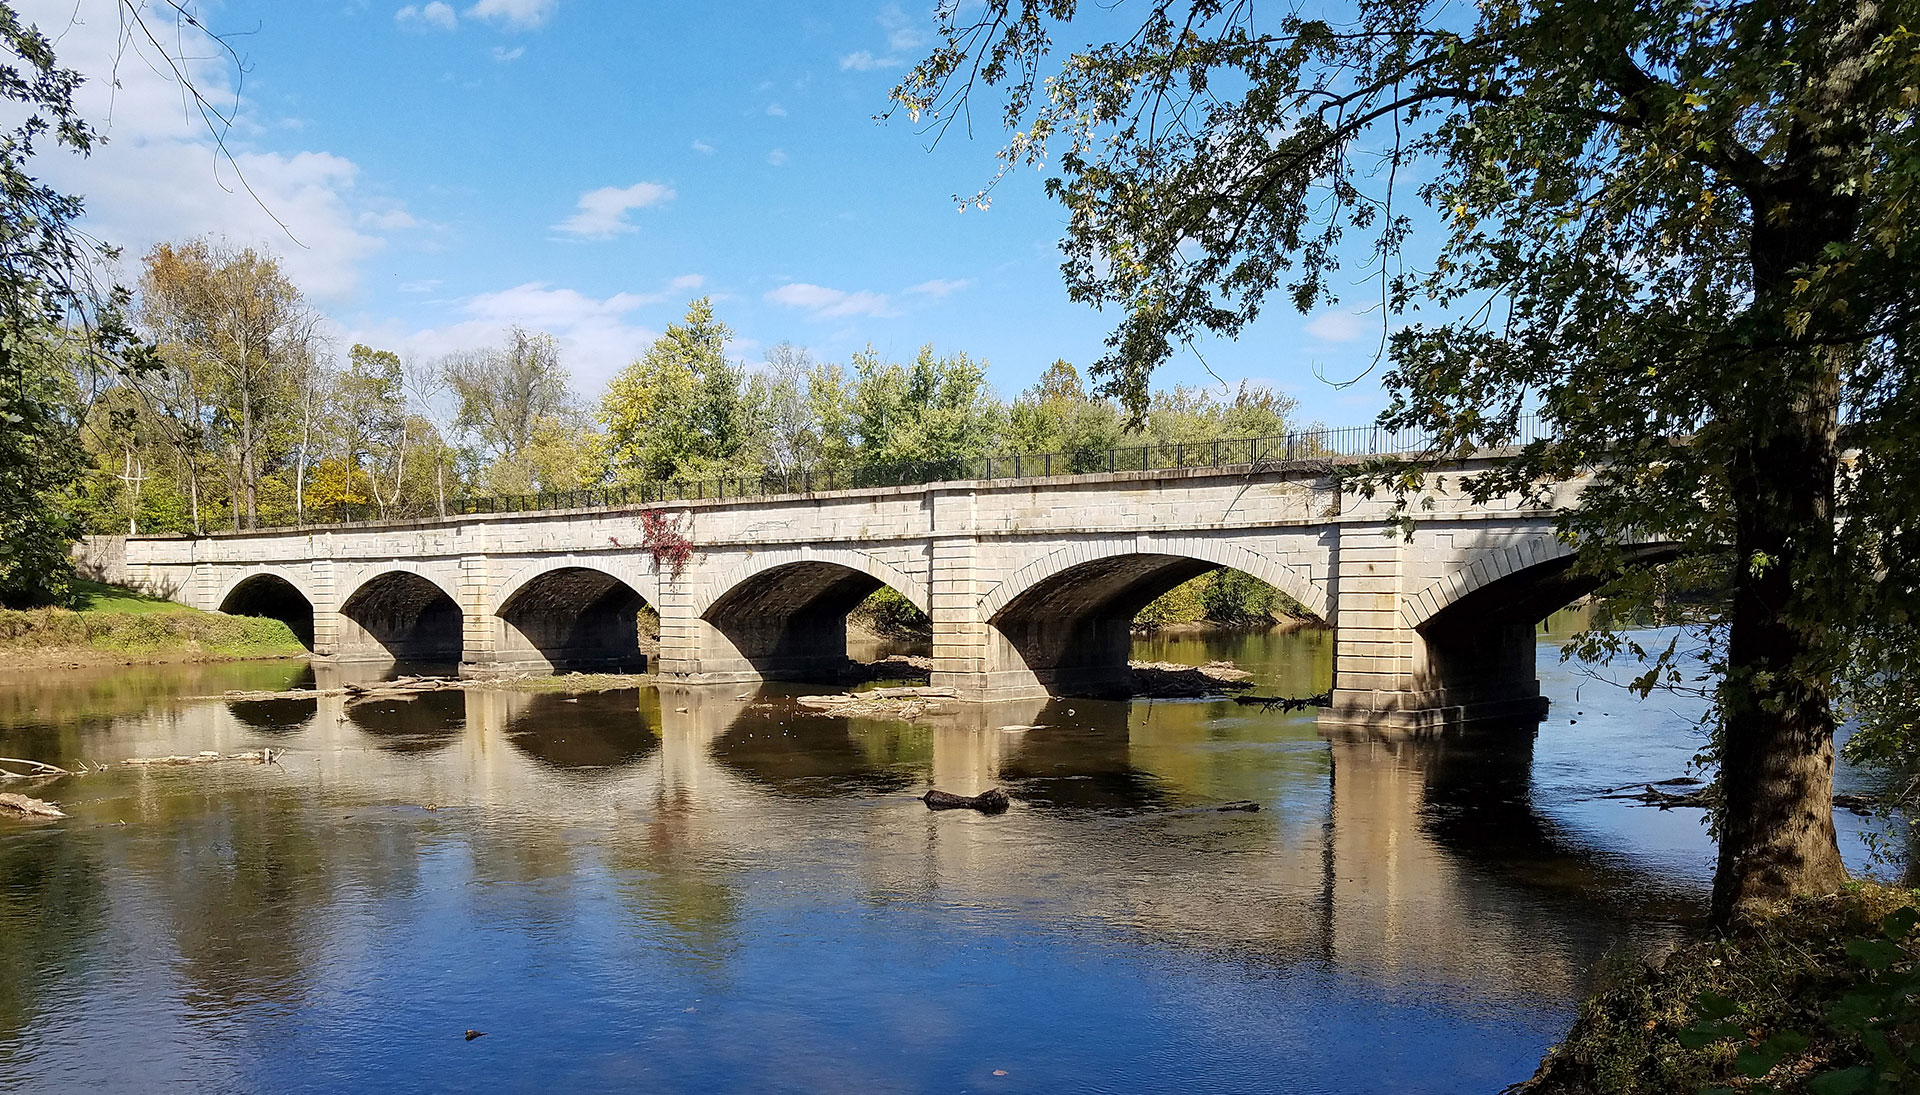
[221,414,1547,532]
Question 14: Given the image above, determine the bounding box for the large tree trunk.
[1710,386,1849,925]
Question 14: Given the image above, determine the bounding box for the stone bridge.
[84,453,1648,735]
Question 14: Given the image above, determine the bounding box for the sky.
[21,0,1396,425]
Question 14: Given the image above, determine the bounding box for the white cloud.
[463,0,556,30]
[665,274,706,293]
[358,208,421,230]
[490,45,526,62]
[551,181,676,240]
[20,0,394,299]
[358,281,667,393]
[398,279,443,294]
[766,282,897,319]
[765,102,788,117]
[905,278,971,298]
[690,139,716,155]
[839,50,898,71]
[878,3,929,52]
[1305,311,1364,342]
[766,148,789,166]
[395,2,457,31]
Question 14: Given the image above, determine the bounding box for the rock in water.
[1217,801,1261,812]
[922,788,1011,814]
[464,1030,486,1042]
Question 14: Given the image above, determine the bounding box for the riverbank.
[1512,881,1918,1094]
[0,580,307,669]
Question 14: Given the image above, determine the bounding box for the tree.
[601,298,749,482]
[848,344,1005,476]
[445,327,577,493]
[330,345,404,517]
[0,6,147,604]
[894,2,1920,922]
[139,239,317,530]
[1006,359,1126,471]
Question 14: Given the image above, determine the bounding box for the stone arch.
[692,547,928,617]
[338,568,464,663]
[1402,535,1682,630]
[217,567,317,650]
[493,560,654,672]
[980,535,1326,621]
[491,555,658,617]
[694,549,929,683]
[981,535,1328,697]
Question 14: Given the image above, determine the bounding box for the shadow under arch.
[496,566,650,672]
[989,554,1325,697]
[219,573,316,650]
[340,571,463,663]
[504,689,662,770]
[1412,541,1682,716]
[702,560,918,683]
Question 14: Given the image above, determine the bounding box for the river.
[0,620,1896,1093]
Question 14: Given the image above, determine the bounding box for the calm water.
[0,624,1894,1094]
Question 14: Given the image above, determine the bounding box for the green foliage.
[851,586,931,639]
[1135,569,1313,629]
[601,298,747,482]
[0,7,147,603]
[1519,886,1919,1095]
[848,344,1006,476]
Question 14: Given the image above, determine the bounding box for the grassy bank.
[1515,882,1918,1094]
[0,580,307,666]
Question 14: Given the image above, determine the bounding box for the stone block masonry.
[88,455,1639,738]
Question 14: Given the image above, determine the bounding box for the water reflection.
[0,627,1895,1093]
[344,688,467,754]
[503,689,661,770]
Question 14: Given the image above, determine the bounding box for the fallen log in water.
[922,788,1011,814]
[1232,691,1332,712]
[0,757,73,779]
[0,792,65,818]
[122,748,279,768]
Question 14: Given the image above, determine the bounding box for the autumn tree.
[895,0,1920,921]
[138,239,318,530]
[444,327,583,495]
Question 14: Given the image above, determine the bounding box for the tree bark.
[1712,418,1851,924]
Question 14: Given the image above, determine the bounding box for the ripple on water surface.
[0,631,1895,1093]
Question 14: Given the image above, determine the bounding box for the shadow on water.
[504,690,662,770]
[710,699,928,797]
[998,699,1177,812]
[346,689,467,754]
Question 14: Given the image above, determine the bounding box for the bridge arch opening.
[219,574,315,650]
[496,566,651,672]
[339,571,463,665]
[1409,542,1682,720]
[988,554,1324,697]
[701,560,917,683]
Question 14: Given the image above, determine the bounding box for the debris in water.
[922,788,1011,814]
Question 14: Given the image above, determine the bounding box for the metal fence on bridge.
[238,414,1548,531]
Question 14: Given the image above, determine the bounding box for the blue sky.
[26,0,1393,425]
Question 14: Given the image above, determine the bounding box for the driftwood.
[0,757,72,779]
[922,788,1011,814]
[1233,691,1332,713]
[1216,800,1262,812]
[217,675,464,705]
[122,748,279,768]
[0,792,65,818]
[796,687,952,720]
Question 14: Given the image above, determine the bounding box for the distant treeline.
[70,240,1308,540]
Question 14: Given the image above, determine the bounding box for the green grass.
[66,578,197,615]
[0,581,306,659]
